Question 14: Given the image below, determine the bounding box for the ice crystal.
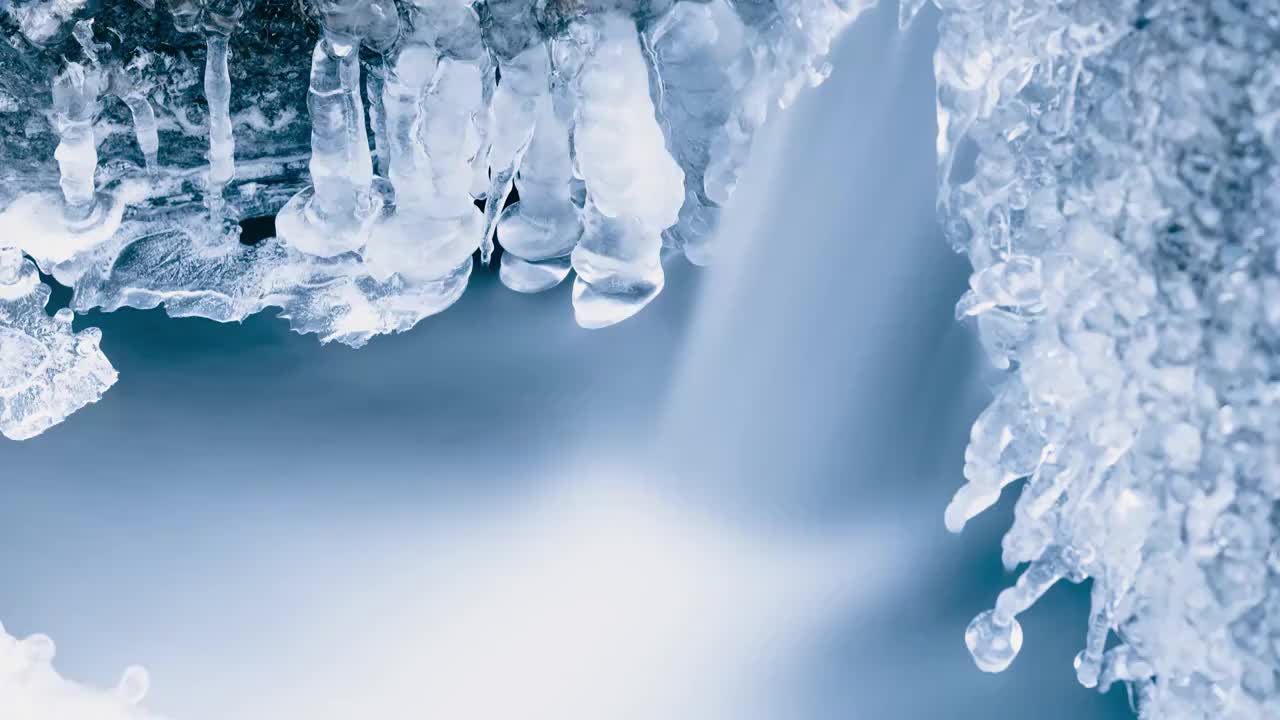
[0,0,870,437]
[932,0,1280,717]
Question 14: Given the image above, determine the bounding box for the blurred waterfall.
[654,4,975,527]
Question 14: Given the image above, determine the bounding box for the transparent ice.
[929,0,1280,717]
[561,11,685,328]
[490,42,581,293]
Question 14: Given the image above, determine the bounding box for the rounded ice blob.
[965,610,1023,673]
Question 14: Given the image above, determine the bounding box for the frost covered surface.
[0,0,866,438]
[933,0,1280,717]
[0,621,163,720]
[0,248,115,441]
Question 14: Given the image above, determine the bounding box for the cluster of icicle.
[929,0,1280,717]
[0,621,161,720]
[0,0,875,440]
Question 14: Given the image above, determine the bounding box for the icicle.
[1073,579,1111,688]
[276,29,383,257]
[0,60,128,270]
[645,0,747,266]
[360,0,481,312]
[311,34,372,218]
[494,45,581,293]
[51,62,101,220]
[204,32,236,214]
[945,378,1047,533]
[364,54,481,282]
[561,13,684,328]
[121,90,160,172]
[105,48,162,174]
[360,0,401,181]
[382,43,436,201]
[997,547,1080,619]
[480,43,548,269]
[197,1,251,240]
[339,41,375,197]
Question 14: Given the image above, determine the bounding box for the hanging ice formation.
[559,12,685,327]
[201,1,246,237]
[490,41,580,293]
[0,0,873,440]
[360,0,487,312]
[925,0,1280,718]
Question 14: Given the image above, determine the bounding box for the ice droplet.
[965,610,1023,673]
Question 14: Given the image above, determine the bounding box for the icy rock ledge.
[0,621,163,720]
[928,0,1280,718]
[0,0,873,438]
